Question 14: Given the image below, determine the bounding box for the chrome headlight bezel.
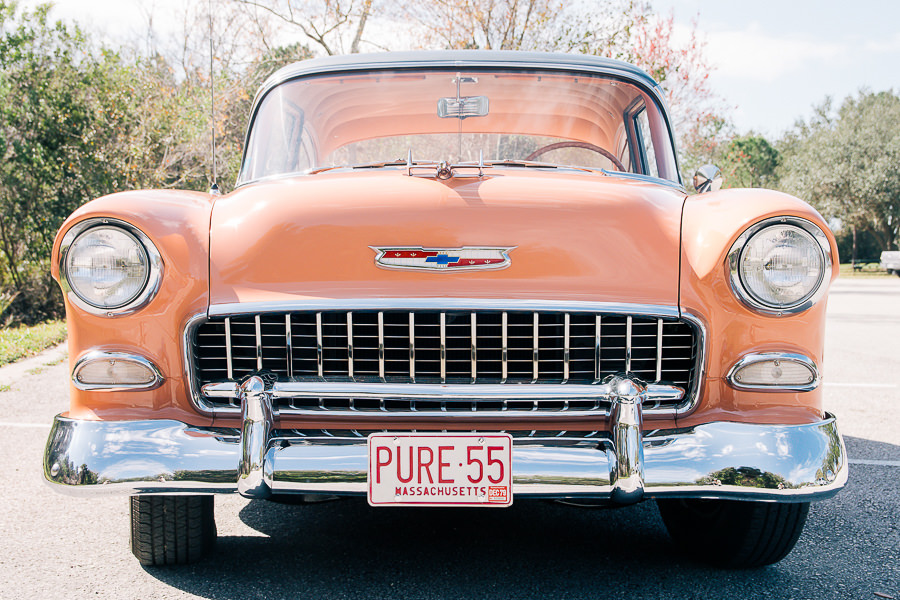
[727,216,832,316]
[59,218,163,316]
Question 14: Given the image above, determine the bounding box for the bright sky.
[26,0,900,139]
[656,0,900,136]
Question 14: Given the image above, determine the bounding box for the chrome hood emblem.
[370,246,515,271]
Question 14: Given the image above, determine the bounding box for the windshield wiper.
[307,159,418,175]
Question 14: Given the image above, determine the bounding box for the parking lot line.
[824,382,898,388]
[849,459,900,468]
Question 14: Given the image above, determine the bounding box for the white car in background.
[880,251,900,276]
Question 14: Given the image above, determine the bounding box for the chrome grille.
[192,309,700,415]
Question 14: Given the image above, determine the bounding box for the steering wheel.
[525,141,625,172]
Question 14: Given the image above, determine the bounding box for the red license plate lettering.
[367,434,513,507]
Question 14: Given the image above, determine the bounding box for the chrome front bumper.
[44,379,847,503]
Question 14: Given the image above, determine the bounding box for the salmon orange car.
[44,51,846,568]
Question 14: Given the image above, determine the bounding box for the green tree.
[779,90,900,252]
[720,134,779,189]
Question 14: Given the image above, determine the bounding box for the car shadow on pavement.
[140,435,898,600]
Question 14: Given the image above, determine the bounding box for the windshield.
[240,67,679,184]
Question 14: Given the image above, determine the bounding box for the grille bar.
[192,308,701,416]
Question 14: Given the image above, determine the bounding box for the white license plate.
[367,433,513,507]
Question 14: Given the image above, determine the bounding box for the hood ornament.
[370,246,516,271]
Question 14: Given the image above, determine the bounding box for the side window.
[632,107,659,178]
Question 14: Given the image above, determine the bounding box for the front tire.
[130,495,216,566]
[657,499,809,568]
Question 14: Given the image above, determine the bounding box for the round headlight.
[728,217,831,314]
[63,224,152,310]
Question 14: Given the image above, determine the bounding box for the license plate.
[367,433,513,507]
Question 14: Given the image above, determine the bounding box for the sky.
[655,0,900,135]
[22,0,900,139]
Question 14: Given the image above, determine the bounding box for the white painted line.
[0,422,50,429]
[849,459,900,468]
[825,382,898,389]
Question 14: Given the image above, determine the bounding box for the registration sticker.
[367,433,513,507]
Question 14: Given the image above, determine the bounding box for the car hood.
[208,170,686,307]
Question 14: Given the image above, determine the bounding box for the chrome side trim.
[71,351,164,392]
[726,352,820,392]
[726,216,833,316]
[44,412,848,502]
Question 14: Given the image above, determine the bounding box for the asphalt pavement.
[1,277,898,599]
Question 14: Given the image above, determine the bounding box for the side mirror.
[692,164,723,193]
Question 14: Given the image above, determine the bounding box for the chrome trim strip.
[625,316,632,373]
[44,413,847,502]
[254,315,263,371]
[285,315,293,379]
[186,301,706,419]
[378,311,385,382]
[346,312,354,380]
[726,216,834,316]
[726,352,820,392]
[201,380,683,402]
[655,319,663,383]
[440,312,446,383]
[316,312,323,378]
[208,299,682,318]
[532,312,539,383]
[563,313,571,383]
[501,311,508,383]
[470,312,477,383]
[58,217,164,317]
[71,351,164,391]
[225,317,233,381]
[595,315,602,382]
[409,312,416,382]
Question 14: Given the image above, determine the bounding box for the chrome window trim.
[72,350,164,391]
[237,51,683,187]
[726,352,820,392]
[726,216,833,317]
[58,217,164,317]
[184,300,707,420]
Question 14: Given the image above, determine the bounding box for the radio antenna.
[208,2,221,195]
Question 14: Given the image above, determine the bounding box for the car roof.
[255,50,664,108]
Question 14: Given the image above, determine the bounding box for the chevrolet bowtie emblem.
[370,246,516,271]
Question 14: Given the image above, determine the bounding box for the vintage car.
[44,51,847,568]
